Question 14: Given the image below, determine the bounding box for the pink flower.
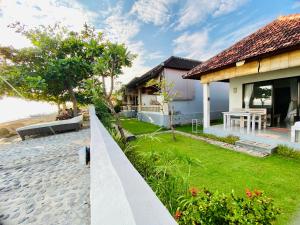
[245,188,252,198]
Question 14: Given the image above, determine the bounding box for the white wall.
[164,68,195,100]
[141,94,160,106]
[164,68,229,115]
[89,106,177,225]
[229,66,300,110]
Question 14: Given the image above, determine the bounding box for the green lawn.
[175,119,223,134]
[121,118,163,135]
[132,133,300,225]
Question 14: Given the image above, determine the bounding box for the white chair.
[291,121,300,142]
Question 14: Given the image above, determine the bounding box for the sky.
[0,0,300,86]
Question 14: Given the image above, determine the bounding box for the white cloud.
[147,51,164,60]
[292,1,300,9]
[176,0,247,30]
[130,0,176,26]
[0,0,97,48]
[173,30,209,60]
[173,20,268,61]
[102,6,150,84]
[103,7,140,44]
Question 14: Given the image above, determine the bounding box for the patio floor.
[0,129,90,225]
[205,124,300,149]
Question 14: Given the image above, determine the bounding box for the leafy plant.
[176,188,280,225]
[146,78,179,141]
[275,145,300,159]
[200,133,240,145]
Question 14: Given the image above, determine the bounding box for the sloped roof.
[126,56,200,88]
[183,14,300,80]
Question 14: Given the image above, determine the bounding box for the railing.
[141,106,161,112]
[121,105,138,111]
[89,106,177,225]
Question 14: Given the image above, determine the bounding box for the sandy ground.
[0,129,90,225]
[0,114,57,138]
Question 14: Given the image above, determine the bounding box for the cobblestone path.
[0,129,90,225]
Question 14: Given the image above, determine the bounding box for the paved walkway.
[0,129,90,225]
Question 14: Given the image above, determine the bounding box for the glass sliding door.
[243,77,300,127]
[243,81,273,126]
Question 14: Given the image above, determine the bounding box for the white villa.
[183,14,300,149]
[121,56,229,127]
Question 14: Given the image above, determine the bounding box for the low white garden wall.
[89,106,177,225]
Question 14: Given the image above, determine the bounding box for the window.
[244,83,273,108]
[252,85,272,107]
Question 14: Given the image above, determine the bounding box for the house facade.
[122,56,229,127]
[183,14,300,148]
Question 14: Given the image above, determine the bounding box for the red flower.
[254,189,262,196]
[174,210,182,220]
[189,187,199,197]
[245,188,252,198]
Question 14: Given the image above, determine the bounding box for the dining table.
[222,111,265,132]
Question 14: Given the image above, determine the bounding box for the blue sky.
[1,0,300,83]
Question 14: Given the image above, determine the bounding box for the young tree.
[146,78,178,141]
[93,42,135,141]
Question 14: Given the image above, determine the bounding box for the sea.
[0,96,57,123]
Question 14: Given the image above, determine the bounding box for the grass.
[175,119,222,134]
[175,121,239,144]
[120,118,164,135]
[132,133,300,225]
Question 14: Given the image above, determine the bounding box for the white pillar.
[203,83,210,128]
[138,88,142,112]
[126,95,131,110]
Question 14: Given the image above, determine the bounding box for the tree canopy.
[0,23,134,140]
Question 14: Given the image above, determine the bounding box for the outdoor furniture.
[291,121,300,142]
[192,119,201,133]
[248,108,267,130]
[223,108,267,132]
[16,115,83,140]
[223,111,251,132]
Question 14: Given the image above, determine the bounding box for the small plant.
[201,133,239,145]
[176,188,280,225]
[275,145,300,159]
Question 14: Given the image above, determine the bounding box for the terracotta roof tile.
[184,14,300,80]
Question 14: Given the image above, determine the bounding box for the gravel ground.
[0,129,90,225]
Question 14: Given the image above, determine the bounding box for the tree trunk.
[68,86,78,116]
[169,103,176,141]
[107,98,126,142]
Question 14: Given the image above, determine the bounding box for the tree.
[93,42,135,142]
[146,78,178,141]
[2,23,96,116]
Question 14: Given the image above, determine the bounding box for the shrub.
[176,188,280,225]
[94,98,112,128]
[124,144,188,213]
[201,133,239,145]
[275,145,300,159]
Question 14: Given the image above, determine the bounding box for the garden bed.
[131,133,300,225]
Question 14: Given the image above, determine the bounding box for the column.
[127,95,131,110]
[203,83,210,129]
[138,88,142,112]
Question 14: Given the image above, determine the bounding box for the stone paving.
[0,129,90,225]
